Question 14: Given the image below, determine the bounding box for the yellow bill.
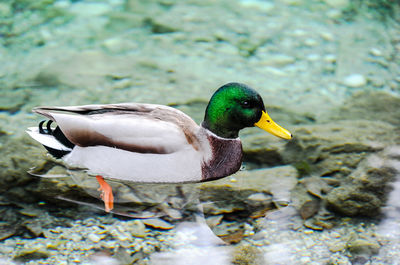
[254,111,292,140]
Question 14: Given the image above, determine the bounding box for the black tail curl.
[38,120,75,159]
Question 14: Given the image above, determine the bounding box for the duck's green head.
[202,82,292,139]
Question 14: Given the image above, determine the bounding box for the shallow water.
[1,0,400,264]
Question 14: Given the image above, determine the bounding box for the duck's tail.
[27,120,75,159]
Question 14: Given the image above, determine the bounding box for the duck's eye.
[241,101,252,108]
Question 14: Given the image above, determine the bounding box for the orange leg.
[96,175,114,212]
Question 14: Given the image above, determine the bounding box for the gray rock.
[205,215,223,228]
[142,218,174,230]
[0,134,46,202]
[326,147,400,216]
[347,237,380,256]
[299,200,320,220]
[301,175,332,198]
[14,249,50,263]
[34,51,134,90]
[342,74,367,88]
[0,90,28,114]
[0,3,11,17]
[0,224,16,241]
[232,244,264,265]
[329,91,400,127]
[143,17,178,34]
[69,2,111,17]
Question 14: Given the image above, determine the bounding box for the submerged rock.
[347,237,380,256]
[326,147,400,217]
[142,218,174,230]
[299,200,320,220]
[200,166,298,214]
[14,249,50,263]
[34,50,134,90]
[0,133,47,203]
[206,215,224,228]
[232,244,264,265]
[0,224,16,241]
[342,74,367,88]
[0,90,28,114]
[330,90,400,127]
[243,114,396,219]
[301,175,332,198]
[243,119,394,177]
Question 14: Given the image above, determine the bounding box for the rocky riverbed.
[0,0,400,264]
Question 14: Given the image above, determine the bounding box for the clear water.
[0,0,400,264]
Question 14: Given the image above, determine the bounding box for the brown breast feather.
[201,134,243,182]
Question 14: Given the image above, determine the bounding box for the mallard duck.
[27,82,292,212]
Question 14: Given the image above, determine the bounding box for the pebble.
[260,54,296,66]
[102,38,128,53]
[328,241,346,252]
[240,0,275,12]
[369,48,383,57]
[88,233,101,243]
[142,244,155,254]
[116,232,132,242]
[229,176,237,182]
[323,54,337,63]
[330,232,341,238]
[0,3,11,17]
[304,219,324,231]
[69,2,111,16]
[143,218,174,230]
[247,193,270,202]
[320,32,334,41]
[263,66,287,76]
[24,222,44,237]
[205,215,224,228]
[306,54,320,61]
[126,220,146,237]
[342,74,367,88]
[300,200,320,220]
[304,229,314,235]
[303,176,331,198]
[324,0,349,8]
[304,38,318,47]
[101,240,118,249]
[244,223,254,235]
[292,29,307,37]
[303,237,315,248]
[326,9,342,19]
[69,233,83,242]
[54,0,71,9]
[18,207,42,217]
[111,79,132,90]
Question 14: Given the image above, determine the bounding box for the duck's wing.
[33,103,201,154]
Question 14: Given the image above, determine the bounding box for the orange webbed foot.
[96,175,114,212]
